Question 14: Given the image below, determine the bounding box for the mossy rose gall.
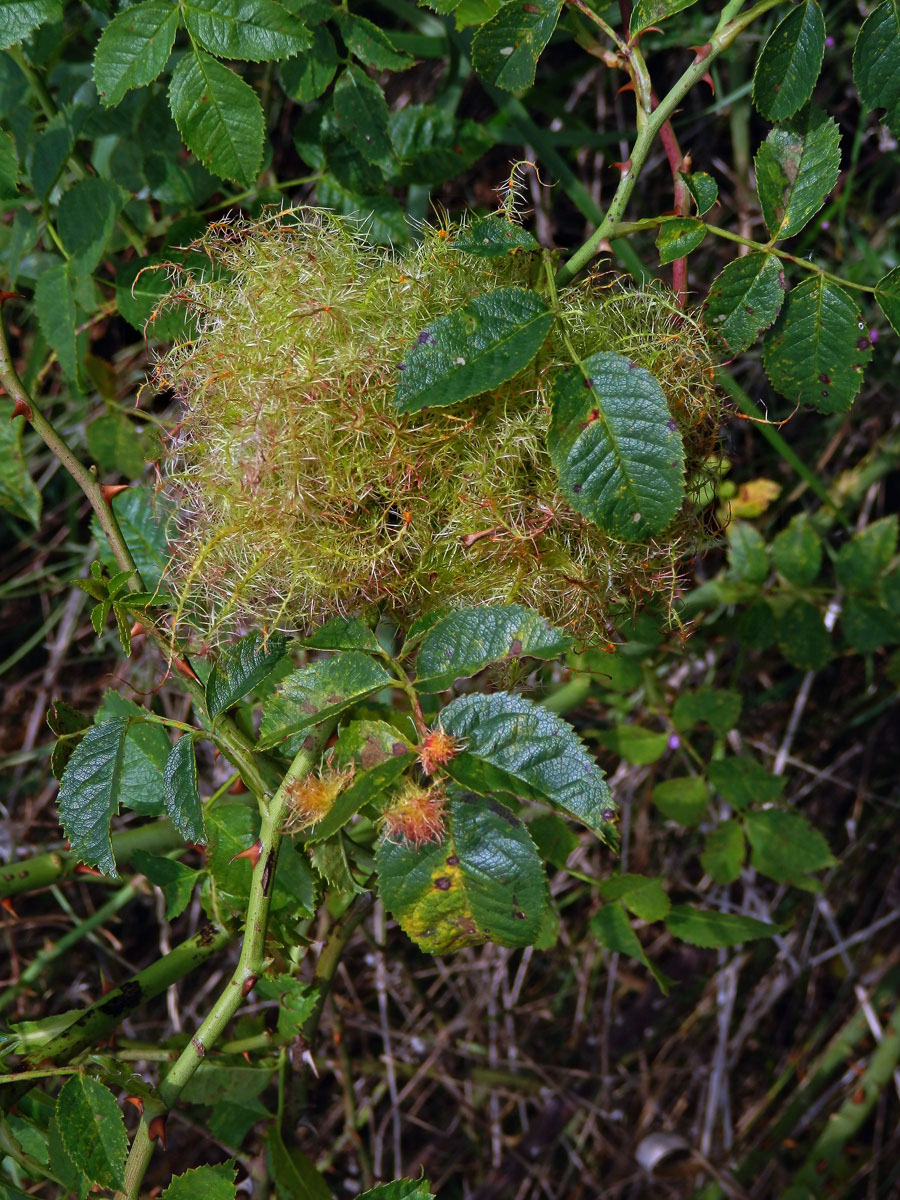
[154,208,721,641]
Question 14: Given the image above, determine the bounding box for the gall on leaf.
[381,781,446,847]
[417,726,464,776]
[283,767,354,833]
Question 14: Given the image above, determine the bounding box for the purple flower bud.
[667,733,681,750]
[870,328,879,344]
[821,220,830,230]
[825,35,835,47]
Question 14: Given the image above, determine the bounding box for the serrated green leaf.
[31,106,77,200]
[34,260,79,387]
[755,105,840,241]
[630,0,698,33]
[672,687,741,738]
[95,691,170,816]
[182,1065,270,1105]
[452,214,538,257]
[48,699,91,780]
[656,216,705,264]
[853,0,900,137]
[835,516,897,591]
[704,251,786,353]
[0,126,18,197]
[58,177,124,274]
[164,735,205,842]
[377,793,548,953]
[183,0,311,61]
[707,757,785,811]
[258,652,394,749]
[547,351,685,541]
[86,412,147,479]
[777,598,831,670]
[528,812,578,868]
[439,691,617,846]
[55,1075,127,1192]
[207,631,288,719]
[0,0,60,50]
[388,105,492,186]
[308,835,365,894]
[841,596,900,653]
[666,905,779,948]
[727,520,769,584]
[208,1099,269,1149]
[93,0,180,106]
[700,819,745,884]
[752,0,825,122]
[93,488,174,594]
[161,1163,238,1200]
[471,0,561,90]
[169,48,264,186]
[0,407,41,527]
[255,974,317,1038]
[300,615,381,652]
[680,170,717,215]
[280,25,338,101]
[745,808,835,883]
[591,902,672,991]
[205,801,313,913]
[414,604,572,690]
[772,512,822,586]
[335,719,414,770]
[132,850,201,919]
[332,64,393,166]
[593,724,668,766]
[651,776,708,825]
[305,752,416,843]
[875,265,900,336]
[57,717,130,875]
[355,1180,435,1200]
[336,11,412,69]
[394,287,553,414]
[48,1105,91,1198]
[270,1129,331,1200]
[598,873,670,921]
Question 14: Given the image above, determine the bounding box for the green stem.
[1,820,182,900]
[0,922,233,1113]
[555,0,784,286]
[117,722,335,1200]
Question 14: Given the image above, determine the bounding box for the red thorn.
[124,1095,144,1115]
[10,398,32,422]
[692,42,712,63]
[700,72,715,94]
[1,897,18,918]
[228,776,248,794]
[230,838,263,868]
[242,1050,252,1063]
[100,973,114,996]
[0,291,22,306]
[74,864,105,877]
[130,621,146,639]
[172,657,200,683]
[100,484,130,504]
[242,975,257,998]
[611,159,633,173]
[616,80,635,95]
[148,1114,167,1148]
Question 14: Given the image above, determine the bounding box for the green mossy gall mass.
[155,209,720,640]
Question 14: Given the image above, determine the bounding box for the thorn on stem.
[1,897,18,918]
[230,838,263,868]
[148,1114,167,1148]
[100,484,130,504]
[124,1096,144,1115]
[172,656,200,683]
[74,864,105,877]
[10,398,32,421]
[0,291,23,306]
[242,975,257,998]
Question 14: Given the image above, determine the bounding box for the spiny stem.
[117,721,335,1200]
[556,0,784,286]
